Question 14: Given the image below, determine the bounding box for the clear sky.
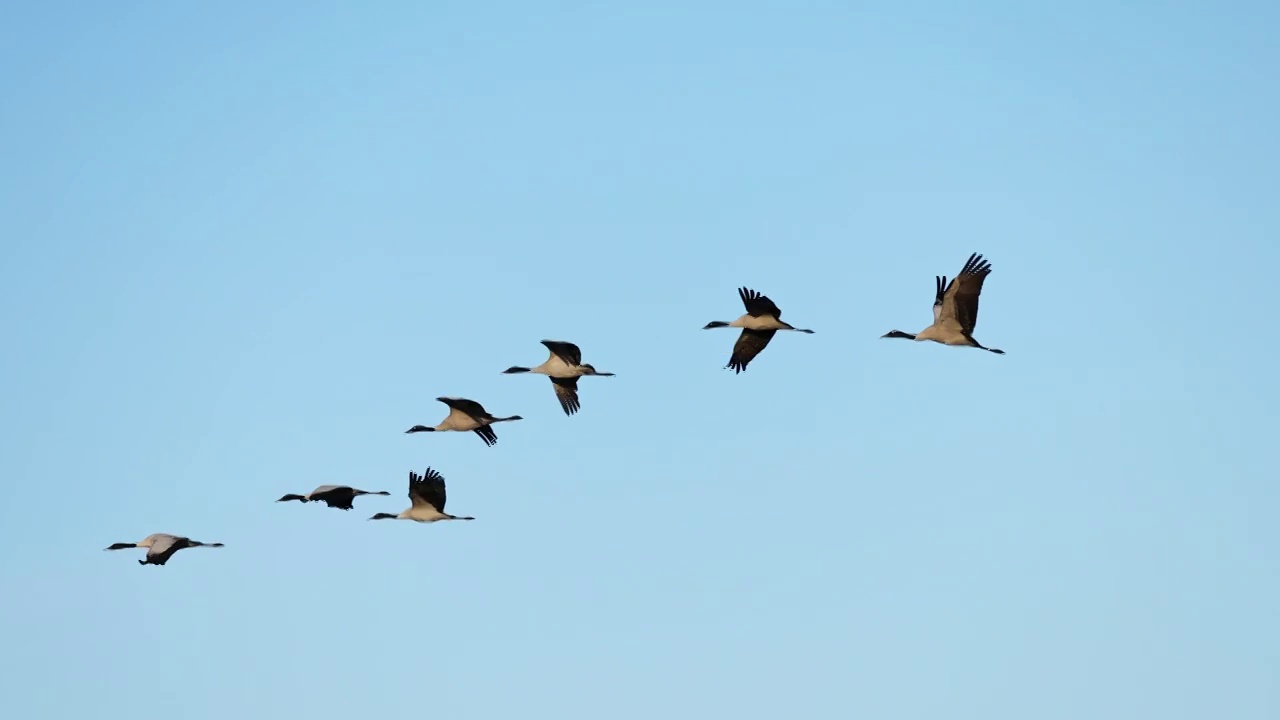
[1,1,1277,718]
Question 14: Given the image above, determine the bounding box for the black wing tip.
[558,391,581,415]
[960,252,992,276]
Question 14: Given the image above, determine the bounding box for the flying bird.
[369,467,475,523]
[502,339,615,416]
[703,287,814,373]
[405,397,523,447]
[276,485,391,511]
[104,533,224,567]
[881,252,1005,354]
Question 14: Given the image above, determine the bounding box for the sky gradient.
[1,2,1277,718]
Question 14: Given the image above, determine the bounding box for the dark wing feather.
[738,287,782,319]
[550,376,581,416]
[726,329,776,373]
[310,486,357,510]
[437,396,490,421]
[409,468,447,512]
[541,340,582,367]
[932,276,946,324]
[147,536,191,565]
[472,425,498,447]
[944,253,993,334]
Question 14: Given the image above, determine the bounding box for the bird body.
[882,253,1005,354]
[703,287,814,373]
[719,313,797,332]
[104,533,224,566]
[405,397,523,447]
[503,340,614,416]
[370,468,474,523]
[276,484,390,510]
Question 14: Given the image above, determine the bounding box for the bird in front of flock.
[881,252,1005,354]
[276,484,390,511]
[502,339,615,416]
[369,467,474,523]
[703,287,814,373]
[104,533,224,567]
[405,397,523,447]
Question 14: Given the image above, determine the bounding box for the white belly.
[407,508,447,522]
[537,356,578,377]
[441,413,483,431]
[737,314,786,331]
[917,323,966,346]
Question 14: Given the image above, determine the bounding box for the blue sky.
[1,1,1277,717]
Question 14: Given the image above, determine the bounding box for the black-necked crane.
[405,397,523,447]
[276,485,390,511]
[369,467,474,523]
[502,339,615,416]
[703,287,814,373]
[881,252,1005,354]
[104,533,224,567]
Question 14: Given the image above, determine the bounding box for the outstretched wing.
[738,287,782,319]
[473,425,498,447]
[541,340,583,367]
[941,253,993,334]
[726,329,776,373]
[311,486,356,510]
[437,396,490,421]
[409,468,448,512]
[550,376,581,416]
[146,535,188,564]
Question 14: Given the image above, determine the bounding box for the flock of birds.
[104,252,1005,566]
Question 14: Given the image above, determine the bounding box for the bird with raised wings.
[405,397,523,447]
[369,467,474,523]
[703,287,814,373]
[502,339,615,416]
[104,533,224,567]
[275,484,391,511]
[881,252,1005,354]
